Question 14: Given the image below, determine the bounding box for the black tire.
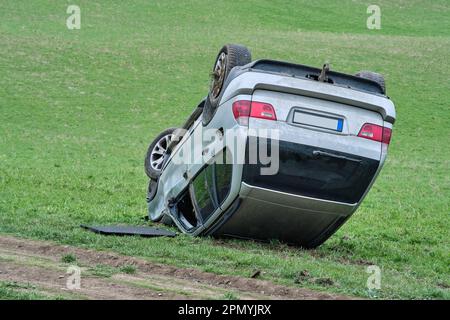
[144,127,177,179]
[203,44,251,124]
[160,214,175,226]
[355,71,386,94]
[146,178,158,203]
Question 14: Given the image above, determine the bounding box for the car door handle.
[312,150,361,163]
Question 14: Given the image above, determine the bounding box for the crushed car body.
[144,44,396,248]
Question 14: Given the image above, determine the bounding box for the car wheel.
[160,214,175,226]
[203,44,251,124]
[355,71,386,94]
[146,178,158,203]
[144,127,176,179]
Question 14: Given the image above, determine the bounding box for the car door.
[188,148,233,235]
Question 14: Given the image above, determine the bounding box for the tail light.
[232,100,251,125]
[358,123,392,144]
[382,127,392,144]
[250,101,277,121]
[232,100,277,126]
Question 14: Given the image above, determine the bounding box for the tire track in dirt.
[0,235,353,300]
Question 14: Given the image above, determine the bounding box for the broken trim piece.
[80,225,177,237]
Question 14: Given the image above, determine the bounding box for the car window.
[215,149,233,204]
[190,149,232,222]
[191,165,217,222]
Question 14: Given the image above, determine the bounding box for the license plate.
[293,111,343,132]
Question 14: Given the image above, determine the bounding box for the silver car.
[144,44,396,248]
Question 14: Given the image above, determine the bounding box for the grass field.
[0,0,449,299]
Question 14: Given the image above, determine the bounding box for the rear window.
[190,149,233,222]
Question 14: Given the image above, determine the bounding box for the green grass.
[89,264,118,278]
[0,281,65,300]
[120,265,137,275]
[0,0,449,299]
[61,253,77,264]
[88,263,138,277]
[223,292,240,300]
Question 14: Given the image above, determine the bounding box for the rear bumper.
[211,138,381,246]
[243,139,380,204]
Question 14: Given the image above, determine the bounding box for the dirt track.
[0,235,352,300]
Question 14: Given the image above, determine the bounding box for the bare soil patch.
[0,235,353,300]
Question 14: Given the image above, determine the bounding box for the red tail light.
[232,100,251,125]
[382,127,392,144]
[250,101,277,121]
[358,123,392,144]
[232,100,277,126]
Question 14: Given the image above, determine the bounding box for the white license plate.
[293,111,343,132]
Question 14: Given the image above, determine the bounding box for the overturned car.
[144,44,396,248]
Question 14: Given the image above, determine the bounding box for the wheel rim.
[150,134,172,171]
[211,52,227,98]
